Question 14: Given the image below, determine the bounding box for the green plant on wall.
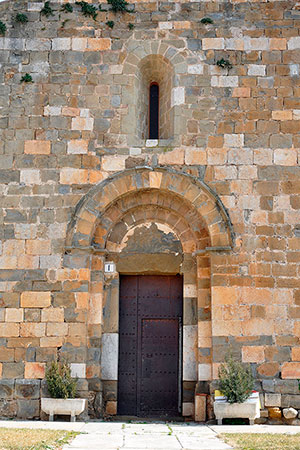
[107,0,131,13]
[201,17,214,24]
[0,21,7,35]
[128,22,134,30]
[15,13,29,24]
[20,73,33,83]
[75,1,98,20]
[61,3,73,13]
[218,354,254,404]
[216,58,233,70]
[106,20,115,28]
[41,1,54,17]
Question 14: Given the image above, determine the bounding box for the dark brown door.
[118,275,183,417]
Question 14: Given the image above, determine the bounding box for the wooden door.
[118,275,183,417]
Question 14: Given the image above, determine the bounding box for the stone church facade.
[0,0,300,421]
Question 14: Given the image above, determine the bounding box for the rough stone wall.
[0,0,300,422]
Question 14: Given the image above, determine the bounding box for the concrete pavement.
[1,420,300,450]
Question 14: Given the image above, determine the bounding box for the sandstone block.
[202,38,224,50]
[52,38,71,51]
[71,117,94,131]
[20,170,41,185]
[71,38,87,51]
[26,240,51,255]
[232,87,250,98]
[188,64,204,75]
[272,110,293,120]
[288,37,300,50]
[24,140,50,155]
[44,106,62,116]
[0,347,14,362]
[185,148,207,165]
[291,348,300,361]
[265,393,281,407]
[158,148,184,165]
[87,38,111,51]
[174,21,190,29]
[20,323,45,338]
[224,134,244,147]
[242,346,265,363]
[171,87,185,106]
[24,362,45,379]
[46,322,68,337]
[248,65,266,76]
[102,156,126,172]
[21,292,51,308]
[282,362,300,379]
[270,38,287,50]
[40,255,61,269]
[41,308,64,322]
[60,168,89,184]
[211,76,238,88]
[106,400,117,415]
[69,323,86,336]
[40,337,64,347]
[0,323,19,337]
[67,140,89,154]
[274,149,297,166]
[5,308,23,323]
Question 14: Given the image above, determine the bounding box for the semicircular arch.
[66,167,234,252]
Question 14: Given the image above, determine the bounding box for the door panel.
[118,275,183,417]
[140,319,179,414]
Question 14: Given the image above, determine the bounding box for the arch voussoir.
[67,168,234,251]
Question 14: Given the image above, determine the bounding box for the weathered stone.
[265,393,281,407]
[268,407,282,420]
[0,380,14,399]
[15,380,40,399]
[283,407,298,419]
[17,400,40,419]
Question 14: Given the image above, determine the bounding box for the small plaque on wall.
[104,262,116,273]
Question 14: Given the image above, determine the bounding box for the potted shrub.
[213,354,260,425]
[41,360,86,422]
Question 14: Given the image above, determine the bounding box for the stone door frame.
[64,167,234,417]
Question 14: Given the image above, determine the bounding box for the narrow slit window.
[149,83,159,139]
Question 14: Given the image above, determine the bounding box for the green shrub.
[218,354,254,404]
[61,3,73,13]
[216,58,232,70]
[106,20,114,28]
[200,17,214,24]
[45,360,77,399]
[0,21,7,36]
[76,1,98,20]
[16,13,29,24]
[107,0,130,13]
[20,73,33,83]
[41,1,54,17]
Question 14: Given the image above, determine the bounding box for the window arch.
[137,55,174,140]
[149,82,159,139]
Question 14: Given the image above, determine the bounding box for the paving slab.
[62,422,232,450]
[210,424,300,434]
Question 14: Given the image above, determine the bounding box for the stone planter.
[214,399,260,425]
[41,398,86,422]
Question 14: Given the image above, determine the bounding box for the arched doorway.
[65,167,233,418]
